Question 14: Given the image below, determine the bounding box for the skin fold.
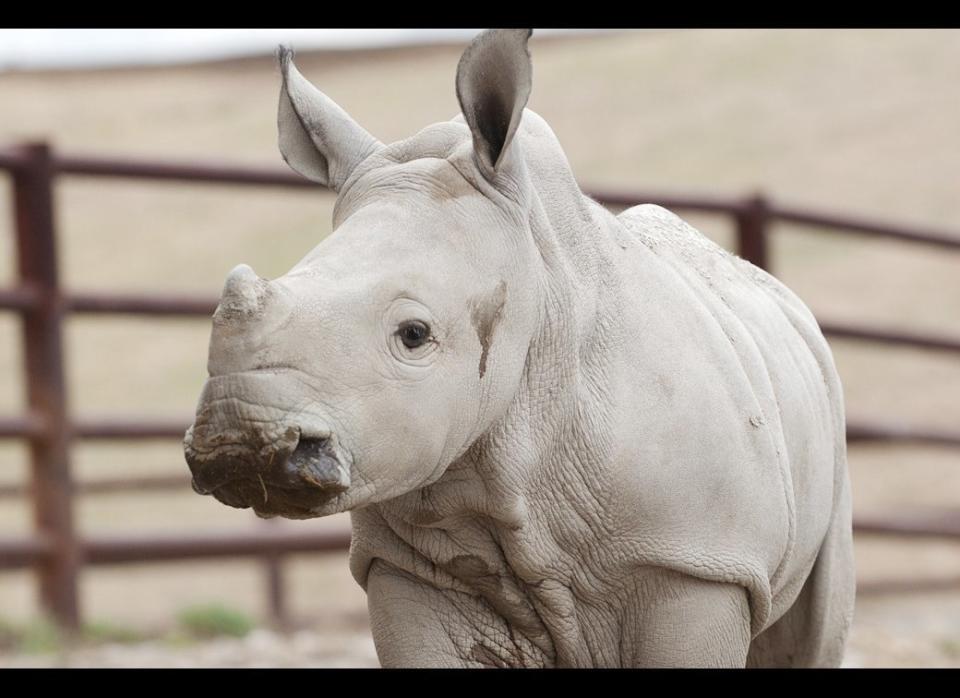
[185,29,855,667]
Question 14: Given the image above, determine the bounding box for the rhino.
[183,29,855,667]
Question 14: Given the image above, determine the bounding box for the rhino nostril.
[290,437,330,465]
[288,437,349,492]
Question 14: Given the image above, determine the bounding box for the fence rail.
[0,141,958,630]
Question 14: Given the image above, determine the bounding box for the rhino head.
[183,29,546,519]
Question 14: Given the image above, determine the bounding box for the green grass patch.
[941,637,960,659]
[176,604,255,639]
[16,617,63,654]
[0,615,156,654]
[82,620,149,645]
[0,616,21,652]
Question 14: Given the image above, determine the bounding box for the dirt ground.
[0,29,958,667]
[1,554,959,667]
[4,595,959,668]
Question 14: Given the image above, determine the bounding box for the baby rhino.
[184,29,855,667]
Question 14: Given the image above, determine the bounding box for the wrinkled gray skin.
[184,29,855,667]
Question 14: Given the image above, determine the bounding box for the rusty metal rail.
[0,535,54,569]
[68,292,218,317]
[0,142,958,630]
[846,421,960,448]
[0,528,351,568]
[57,153,316,189]
[773,203,960,252]
[854,511,960,540]
[83,527,352,566]
[0,474,190,498]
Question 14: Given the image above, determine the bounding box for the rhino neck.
[352,172,629,666]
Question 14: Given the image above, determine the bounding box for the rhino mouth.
[203,478,343,519]
[187,434,351,518]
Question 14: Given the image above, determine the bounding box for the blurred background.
[0,28,958,667]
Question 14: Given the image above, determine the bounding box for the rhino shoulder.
[617,204,728,258]
[617,203,823,335]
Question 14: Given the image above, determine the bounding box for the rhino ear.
[455,29,533,180]
[277,46,382,192]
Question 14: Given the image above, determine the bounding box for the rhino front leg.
[623,568,753,668]
[365,559,549,668]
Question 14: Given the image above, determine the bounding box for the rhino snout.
[184,426,351,518]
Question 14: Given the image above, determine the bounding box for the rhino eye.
[397,320,431,349]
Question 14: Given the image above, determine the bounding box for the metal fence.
[0,141,958,630]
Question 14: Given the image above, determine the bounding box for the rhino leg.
[365,559,550,668]
[746,488,856,667]
[620,568,752,667]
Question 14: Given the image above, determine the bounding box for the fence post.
[264,551,289,630]
[736,193,771,271]
[12,141,80,630]
[260,518,288,630]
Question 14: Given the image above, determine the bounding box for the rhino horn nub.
[214,263,269,324]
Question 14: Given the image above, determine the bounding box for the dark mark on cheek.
[470,280,507,380]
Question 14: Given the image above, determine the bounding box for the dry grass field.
[0,29,959,667]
